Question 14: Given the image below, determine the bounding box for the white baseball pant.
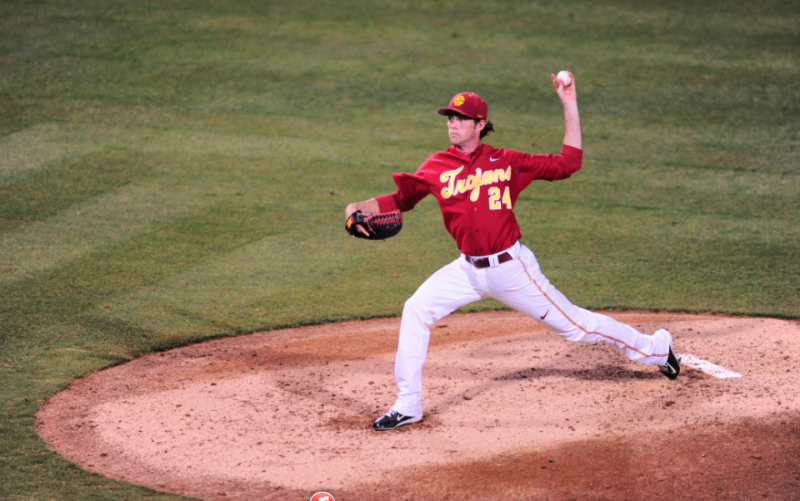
[390,240,670,418]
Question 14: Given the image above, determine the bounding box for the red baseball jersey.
[375,144,583,256]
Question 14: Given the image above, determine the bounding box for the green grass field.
[1,0,798,499]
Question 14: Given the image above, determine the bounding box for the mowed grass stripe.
[0,149,276,288]
[0,149,153,233]
[0,123,112,184]
[0,122,360,287]
[0,177,212,287]
[0,199,282,352]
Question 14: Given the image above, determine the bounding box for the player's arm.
[344,198,380,219]
[344,199,380,237]
[344,170,429,236]
[345,170,429,220]
[550,71,582,150]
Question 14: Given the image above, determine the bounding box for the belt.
[464,251,513,269]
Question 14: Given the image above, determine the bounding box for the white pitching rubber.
[679,354,743,379]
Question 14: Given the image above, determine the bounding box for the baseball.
[556,70,572,87]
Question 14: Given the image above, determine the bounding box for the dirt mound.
[37,311,800,500]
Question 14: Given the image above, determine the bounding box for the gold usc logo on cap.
[438,92,488,120]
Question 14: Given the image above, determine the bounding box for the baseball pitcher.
[344,73,680,431]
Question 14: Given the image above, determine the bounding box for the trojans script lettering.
[439,166,512,202]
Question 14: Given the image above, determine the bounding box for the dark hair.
[480,120,495,139]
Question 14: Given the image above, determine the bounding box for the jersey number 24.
[488,186,512,210]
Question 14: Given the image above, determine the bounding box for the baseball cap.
[438,92,488,120]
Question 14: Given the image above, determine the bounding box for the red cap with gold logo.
[438,92,488,120]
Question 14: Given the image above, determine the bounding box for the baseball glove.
[345,210,403,240]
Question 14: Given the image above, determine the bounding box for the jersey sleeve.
[512,144,583,183]
[375,170,431,213]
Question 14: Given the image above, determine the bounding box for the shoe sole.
[655,328,680,380]
[372,415,423,431]
[661,347,680,380]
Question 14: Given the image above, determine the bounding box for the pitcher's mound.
[37,311,800,500]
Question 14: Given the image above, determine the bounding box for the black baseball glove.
[345,210,403,240]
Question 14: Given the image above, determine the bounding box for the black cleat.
[372,410,422,431]
[655,328,680,380]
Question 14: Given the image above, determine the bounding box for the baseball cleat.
[654,328,680,380]
[372,410,422,431]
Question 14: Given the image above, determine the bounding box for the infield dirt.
[38,311,800,500]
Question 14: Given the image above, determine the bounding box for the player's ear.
[475,119,486,132]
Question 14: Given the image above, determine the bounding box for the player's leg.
[488,244,672,367]
[385,256,484,422]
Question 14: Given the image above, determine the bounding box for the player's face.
[447,115,483,148]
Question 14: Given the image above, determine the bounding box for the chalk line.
[679,353,743,379]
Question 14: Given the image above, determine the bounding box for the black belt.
[464,251,513,269]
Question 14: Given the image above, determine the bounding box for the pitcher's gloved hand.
[345,210,403,240]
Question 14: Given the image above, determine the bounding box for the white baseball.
[556,70,572,87]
